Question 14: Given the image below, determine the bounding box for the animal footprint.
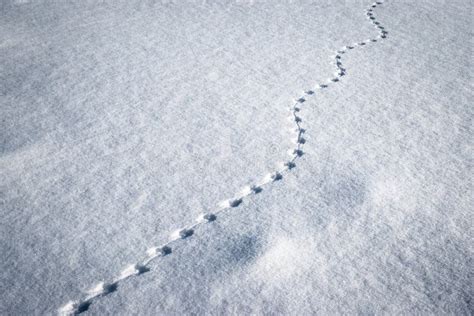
[197,213,217,222]
[146,245,172,257]
[171,228,194,240]
[87,282,117,296]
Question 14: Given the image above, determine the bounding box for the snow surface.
[1,0,472,315]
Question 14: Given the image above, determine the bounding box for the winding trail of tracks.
[59,1,389,314]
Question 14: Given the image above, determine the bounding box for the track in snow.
[59,1,389,314]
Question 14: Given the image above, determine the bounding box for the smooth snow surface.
[1,0,472,315]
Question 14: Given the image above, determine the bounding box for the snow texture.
[1,0,472,315]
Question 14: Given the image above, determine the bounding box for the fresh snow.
[1,0,472,315]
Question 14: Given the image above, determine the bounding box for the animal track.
[197,213,217,223]
[87,282,117,297]
[171,228,195,240]
[145,245,172,258]
[59,1,389,314]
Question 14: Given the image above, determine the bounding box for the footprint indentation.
[289,149,304,157]
[147,245,172,257]
[198,213,217,222]
[172,228,194,240]
[77,301,91,314]
[228,198,243,207]
[294,137,306,144]
[87,282,117,296]
[270,172,283,181]
[242,184,263,194]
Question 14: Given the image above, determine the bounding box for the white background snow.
[1,0,472,314]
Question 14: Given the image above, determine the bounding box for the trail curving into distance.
[59,1,389,314]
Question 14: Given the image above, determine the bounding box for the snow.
[1,0,472,314]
